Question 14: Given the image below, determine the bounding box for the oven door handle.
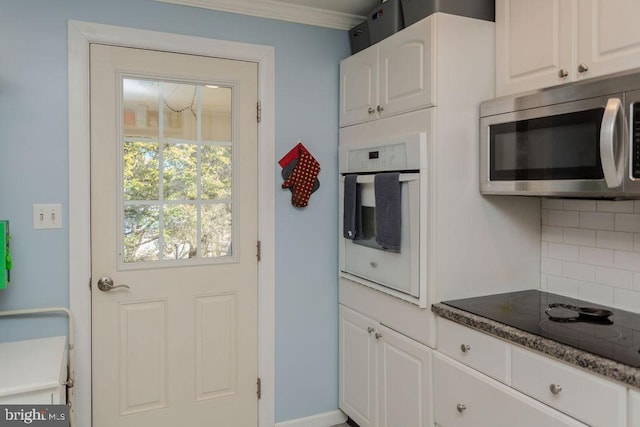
[348,173,420,185]
[600,98,626,188]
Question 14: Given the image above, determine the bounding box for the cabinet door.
[630,389,640,427]
[433,354,587,427]
[496,0,574,96]
[577,0,640,80]
[339,305,377,427]
[377,325,432,427]
[340,47,379,127]
[378,17,434,118]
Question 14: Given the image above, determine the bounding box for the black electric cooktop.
[442,289,640,368]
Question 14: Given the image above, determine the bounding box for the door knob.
[578,63,589,73]
[97,276,130,292]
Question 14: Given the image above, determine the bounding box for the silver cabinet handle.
[600,98,626,188]
[578,63,589,73]
[376,105,384,113]
[558,68,569,78]
[367,327,375,334]
[375,332,383,340]
[460,344,471,353]
[97,276,130,292]
[549,384,562,395]
[456,403,467,413]
[368,107,376,114]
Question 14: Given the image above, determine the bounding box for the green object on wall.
[0,220,10,289]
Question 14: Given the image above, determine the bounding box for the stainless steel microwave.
[480,69,640,198]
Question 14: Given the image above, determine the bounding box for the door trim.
[68,20,275,427]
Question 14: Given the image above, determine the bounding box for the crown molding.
[154,0,364,30]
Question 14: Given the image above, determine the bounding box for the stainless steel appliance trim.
[480,94,627,198]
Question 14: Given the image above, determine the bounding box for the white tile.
[563,228,595,247]
[596,230,634,251]
[547,275,579,297]
[636,233,640,252]
[564,199,596,211]
[635,200,640,213]
[614,213,640,232]
[541,209,550,225]
[562,261,595,282]
[541,257,562,275]
[595,266,633,289]
[579,212,614,230]
[578,246,614,267]
[577,282,614,306]
[614,250,640,273]
[540,274,548,290]
[546,210,579,227]
[541,226,563,243]
[613,288,640,313]
[548,242,579,262]
[542,198,564,210]
[596,200,635,213]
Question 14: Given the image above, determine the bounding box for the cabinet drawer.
[511,346,626,427]
[433,353,586,427]
[436,318,509,382]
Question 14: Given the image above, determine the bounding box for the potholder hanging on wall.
[280,143,321,208]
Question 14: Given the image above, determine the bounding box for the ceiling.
[154,0,381,30]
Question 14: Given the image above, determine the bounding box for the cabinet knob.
[549,384,562,395]
[456,403,467,413]
[376,105,384,113]
[368,107,376,114]
[460,344,471,353]
[375,332,383,340]
[367,327,375,334]
[578,63,589,73]
[558,68,569,78]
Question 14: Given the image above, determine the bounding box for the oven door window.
[490,108,604,181]
[354,205,398,252]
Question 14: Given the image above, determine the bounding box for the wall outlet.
[33,204,63,229]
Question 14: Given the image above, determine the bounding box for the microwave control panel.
[634,103,640,179]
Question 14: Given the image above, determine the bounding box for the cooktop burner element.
[442,290,640,367]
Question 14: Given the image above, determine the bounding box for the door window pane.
[121,78,234,265]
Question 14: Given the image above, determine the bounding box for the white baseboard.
[275,410,347,427]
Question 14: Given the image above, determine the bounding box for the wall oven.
[339,133,424,305]
[480,69,640,198]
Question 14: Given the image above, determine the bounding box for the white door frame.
[68,20,275,427]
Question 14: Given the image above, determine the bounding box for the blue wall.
[0,0,348,422]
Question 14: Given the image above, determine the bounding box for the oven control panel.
[339,132,424,173]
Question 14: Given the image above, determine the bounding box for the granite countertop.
[432,302,640,389]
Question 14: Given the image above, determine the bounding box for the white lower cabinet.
[511,346,627,427]
[433,353,587,427]
[339,305,432,427]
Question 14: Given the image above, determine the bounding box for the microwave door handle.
[600,98,626,188]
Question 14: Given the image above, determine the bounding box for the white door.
[496,0,574,96]
[339,305,377,427]
[339,47,379,127]
[377,325,432,427]
[90,44,258,427]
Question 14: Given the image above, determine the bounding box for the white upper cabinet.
[340,17,434,127]
[497,0,640,96]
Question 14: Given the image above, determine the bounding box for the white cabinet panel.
[377,324,432,427]
[497,0,640,96]
[340,48,379,127]
[339,305,377,427]
[436,317,509,383]
[496,0,573,96]
[576,0,640,80]
[630,388,640,427]
[434,353,587,427]
[511,346,626,427]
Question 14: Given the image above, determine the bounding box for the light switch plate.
[33,204,63,229]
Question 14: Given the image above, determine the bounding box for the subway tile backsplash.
[541,198,640,312]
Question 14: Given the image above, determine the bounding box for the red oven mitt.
[282,149,321,207]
